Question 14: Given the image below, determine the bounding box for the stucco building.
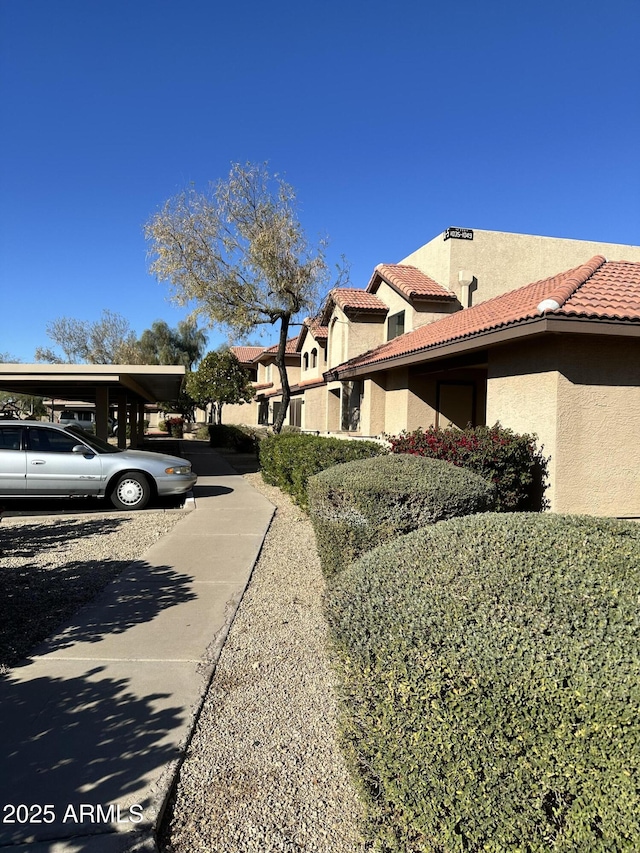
[227,228,640,518]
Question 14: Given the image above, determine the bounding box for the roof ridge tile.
[538,255,607,313]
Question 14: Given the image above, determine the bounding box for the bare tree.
[35,310,138,364]
[145,162,344,432]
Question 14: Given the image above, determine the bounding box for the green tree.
[186,349,255,424]
[145,162,345,432]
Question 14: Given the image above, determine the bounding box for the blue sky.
[1,0,639,362]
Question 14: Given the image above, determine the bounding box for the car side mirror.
[72,444,93,455]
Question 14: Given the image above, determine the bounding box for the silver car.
[0,421,197,510]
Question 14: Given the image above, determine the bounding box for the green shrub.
[207,423,256,452]
[195,423,209,440]
[389,422,549,511]
[326,513,640,852]
[308,454,496,577]
[259,433,386,509]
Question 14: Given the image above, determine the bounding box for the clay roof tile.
[370,264,456,301]
[329,257,640,376]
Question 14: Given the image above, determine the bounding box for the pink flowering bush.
[388,423,549,511]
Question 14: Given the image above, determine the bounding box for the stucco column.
[361,376,386,436]
[95,386,109,442]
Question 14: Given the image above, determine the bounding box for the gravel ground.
[0,509,185,672]
[160,473,366,853]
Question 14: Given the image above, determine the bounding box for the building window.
[311,348,317,368]
[341,381,363,432]
[289,398,302,428]
[387,311,405,341]
[303,353,309,371]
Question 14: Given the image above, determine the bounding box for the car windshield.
[65,425,121,454]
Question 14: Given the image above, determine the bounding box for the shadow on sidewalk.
[1,558,196,669]
[0,664,186,845]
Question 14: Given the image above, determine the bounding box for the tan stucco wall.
[402,229,640,307]
[327,311,348,369]
[406,375,438,431]
[299,333,325,381]
[400,231,452,294]
[302,384,327,432]
[256,362,271,385]
[360,374,387,436]
[383,368,411,436]
[346,315,385,362]
[487,342,560,508]
[256,357,300,393]
[327,306,386,369]
[413,301,461,329]
[326,384,341,432]
[374,279,460,332]
[554,337,640,517]
[487,336,640,517]
[374,280,415,332]
[221,400,258,426]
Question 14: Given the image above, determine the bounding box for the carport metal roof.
[0,363,186,404]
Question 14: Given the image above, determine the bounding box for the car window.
[28,427,82,454]
[0,427,23,450]
[65,425,120,454]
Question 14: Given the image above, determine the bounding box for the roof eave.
[326,316,640,380]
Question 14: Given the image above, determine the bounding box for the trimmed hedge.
[259,433,385,509]
[389,423,549,511]
[308,454,496,577]
[326,513,640,852]
[207,423,256,452]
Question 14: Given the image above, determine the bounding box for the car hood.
[115,449,192,468]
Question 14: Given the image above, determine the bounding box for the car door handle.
[31,460,46,465]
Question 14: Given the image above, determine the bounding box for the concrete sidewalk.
[0,442,275,853]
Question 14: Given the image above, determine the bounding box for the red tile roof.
[561,259,640,318]
[330,288,389,314]
[230,346,266,364]
[296,317,329,351]
[289,377,326,394]
[307,318,328,340]
[328,257,640,376]
[368,264,457,301]
[264,336,301,356]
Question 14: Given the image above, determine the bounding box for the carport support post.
[116,392,127,449]
[136,402,145,446]
[128,405,138,448]
[95,387,110,442]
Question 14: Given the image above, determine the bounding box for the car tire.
[110,472,151,511]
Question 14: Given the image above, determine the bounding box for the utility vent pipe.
[458,270,476,308]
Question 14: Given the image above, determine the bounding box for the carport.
[0,364,186,447]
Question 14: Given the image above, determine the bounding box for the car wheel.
[110,472,151,510]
